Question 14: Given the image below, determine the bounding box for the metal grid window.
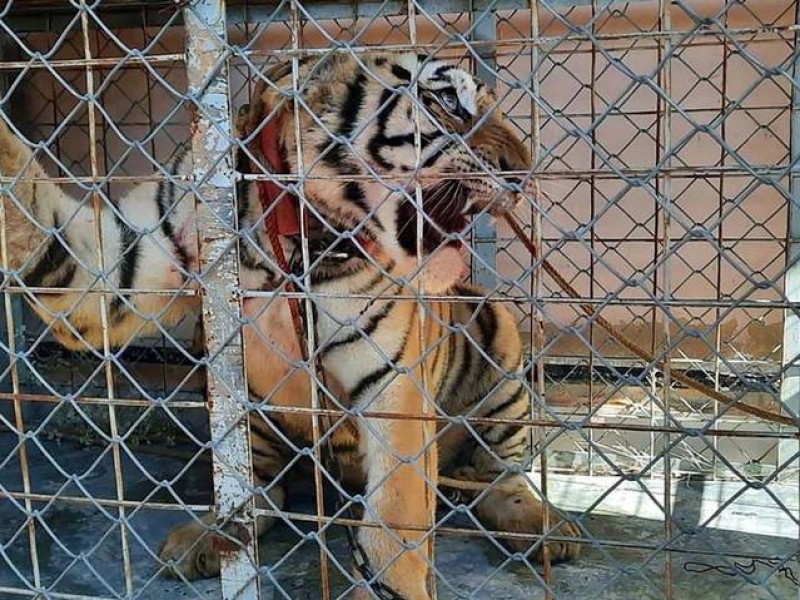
[0,1,797,599]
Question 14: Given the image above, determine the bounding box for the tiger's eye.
[439,90,459,112]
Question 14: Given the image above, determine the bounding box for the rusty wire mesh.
[0,0,798,599]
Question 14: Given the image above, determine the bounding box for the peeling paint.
[185,1,259,598]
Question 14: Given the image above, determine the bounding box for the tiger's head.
[249,52,532,291]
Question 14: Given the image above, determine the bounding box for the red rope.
[254,115,305,347]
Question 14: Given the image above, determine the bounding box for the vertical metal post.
[529,0,553,594]
[78,2,135,593]
[0,50,32,406]
[0,168,41,597]
[470,1,497,289]
[779,1,800,480]
[287,2,332,597]
[657,1,674,597]
[185,2,259,598]
[408,5,439,596]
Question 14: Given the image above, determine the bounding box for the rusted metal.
[285,0,333,596]
[656,1,675,595]
[528,0,553,592]
[185,0,259,597]
[780,0,800,477]
[77,0,135,593]
[0,2,797,599]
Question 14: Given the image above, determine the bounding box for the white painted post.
[185,2,259,597]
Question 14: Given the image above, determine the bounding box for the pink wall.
[14,0,793,366]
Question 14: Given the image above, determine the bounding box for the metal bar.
[0,54,184,71]
[712,8,732,481]
[239,290,800,310]
[528,0,555,591]
[1,401,796,438]
[408,4,439,595]
[0,121,42,600]
[657,1,674,596]
[6,0,787,30]
[0,162,793,185]
[779,1,800,484]
[236,27,798,59]
[587,0,597,478]
[470,3,498,289]
[285,1,332,596]
[250,506,799,557]
[184,1,259,598]
[77,2,135,594]
[0,490,213,512]
[0,392,206,408]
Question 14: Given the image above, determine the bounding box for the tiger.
[0,52,581,599]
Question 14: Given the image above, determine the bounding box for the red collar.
[254,112,377,259]
[256,113,302,237]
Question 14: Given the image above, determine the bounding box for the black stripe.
[432,64,454,81]
[340,72,367,137]
[319,70,368,175]
[238,184,272,273]
[453,283,480,298]
[321,301,396,357]
[476,304,497,351]
[391,64,411,82]
[350,360,395,402]
[355,263,393,294]
[350,338,407,401]
[495,438,530,460]
[310,260,369,286]
[331,440,361,453]
[251,442,285,462]
[249,413,293,456]
[318,141,359,175]
[50,262,76,290]
[453,336,473,390]
[482,384,526,420]
[23,216,74,288]
[157,150,191,274]
[421,140,453,168]
[110,214,141,322]
[490,423,526,447]
[367,81,444,172]
[342,181,369,214]
[426,306,448,383]
[249,417,280,443]
[438,321,460,397]
[367,89,402,170]
[382,131,440,149]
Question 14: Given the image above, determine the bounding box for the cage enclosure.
[0,1,798,599]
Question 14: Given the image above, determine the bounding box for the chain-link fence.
[0,0,798,598]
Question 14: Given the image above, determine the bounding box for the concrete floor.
[0,434,797,599]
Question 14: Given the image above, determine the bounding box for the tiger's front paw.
[158,517,222,580]
[476,481,581,563]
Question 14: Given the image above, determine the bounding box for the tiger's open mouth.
[396,179,474,256]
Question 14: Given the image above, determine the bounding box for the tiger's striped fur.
[0,52,580,599]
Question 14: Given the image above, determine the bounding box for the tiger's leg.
[456,377,581,562]
[354,374,438,600]
[160,296,306,580]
